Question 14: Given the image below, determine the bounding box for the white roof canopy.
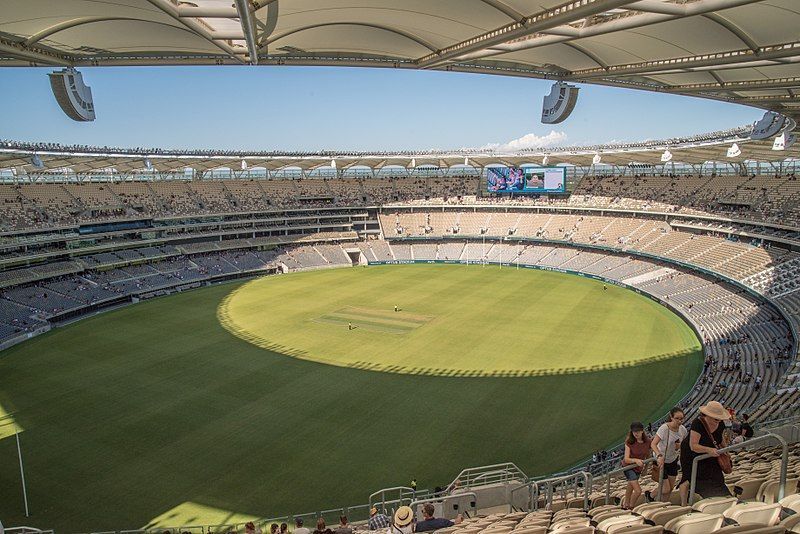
[1,0,799,117]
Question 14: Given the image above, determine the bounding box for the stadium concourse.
[1,131,800,533]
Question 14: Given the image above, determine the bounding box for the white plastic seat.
[596,514,643,533]
[550,517,590,529]
[663,512,724,534]
[756,477,799,503]
[632,502,669,515]
[711,525,785,533]
[614,527,663,534]
[648,505,693,525]
[779,513,800,532]
[722,502,781,526]
[780,493,800,513]
[692,496,738,514]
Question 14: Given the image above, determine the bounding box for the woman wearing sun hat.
[676,400,732,505]
[389,506,415,534]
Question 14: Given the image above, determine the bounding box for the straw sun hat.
[699,401,731,421]
[394,506,414,527]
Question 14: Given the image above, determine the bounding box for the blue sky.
[0,66,758,151]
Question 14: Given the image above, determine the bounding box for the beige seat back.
[663,512,724,534]
[550,518,590,531]
[722,502,781,526]
[595,514,642,533]
[649,505,692,525]
[711,526,785,533]
[734,479,767,500]
[614,527,663,534]
[632,502,669,515]
[780,493,800,513]
[756,477,799,504]
[692,496,737,514]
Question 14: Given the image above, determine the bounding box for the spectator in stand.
[368,507,391,531]
[622,421,652,509]
[313,518,332,534]
[649,407,688,502]
[415,503,463,532]
[270,524,279,534]
[245,523,261,534]
[294,518,310,534]
[334,516,352,534]
[280,524,288,534]
[389,506,414,534]
[740,413,754,439]
[677,401,732,505]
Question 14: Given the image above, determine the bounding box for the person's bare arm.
[689,429,719,456]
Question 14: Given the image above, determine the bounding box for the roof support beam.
[144,0,244,63]
[233,0,259,64]
[566,41,800,80]
[24,17,199,46]
[702,13,759,52]
[457,0,763,64]
[415,0,637,69]
[0,38,70,66]
[667,77,800,94]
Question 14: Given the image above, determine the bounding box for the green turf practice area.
[0,264,703,532]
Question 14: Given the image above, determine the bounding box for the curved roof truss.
[1,0,799,118]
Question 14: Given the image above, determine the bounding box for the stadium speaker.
[330,159,336,169]
[773,132,797,151]
[541,81,579,124]
[592,154,602,165]
[48,68,96,122]
[411,158,416,168]
[750,111,787,140]
[727,143,742,158]
[241,159,248,170]
[144,158,153,171]
[661,149,673,163]
[542,155,549,166]
[30,154,44,169]
[464,157,469,166]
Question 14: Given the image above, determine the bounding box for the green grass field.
[0,265,702,532]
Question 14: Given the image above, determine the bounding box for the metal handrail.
[508,471,591,511]
[448,462,527,491]
[688,432,788,505]
[369,486,417,511]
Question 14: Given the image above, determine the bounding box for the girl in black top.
[677,401,731,504]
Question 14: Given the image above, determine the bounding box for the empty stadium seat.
[692,496,738,514]
[722,502,782,526]
[595,514,643,533]
[663,512,724,533]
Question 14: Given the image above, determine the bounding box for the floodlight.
[727,143,741,158]
[592,154,601,165]
[661,149,673,163]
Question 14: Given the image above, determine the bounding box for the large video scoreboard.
[487,166,566,194]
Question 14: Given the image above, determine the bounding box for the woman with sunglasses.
[649,407,688,502]
[676,401,732,505]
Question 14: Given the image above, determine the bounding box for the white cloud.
[479,130,567,152]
